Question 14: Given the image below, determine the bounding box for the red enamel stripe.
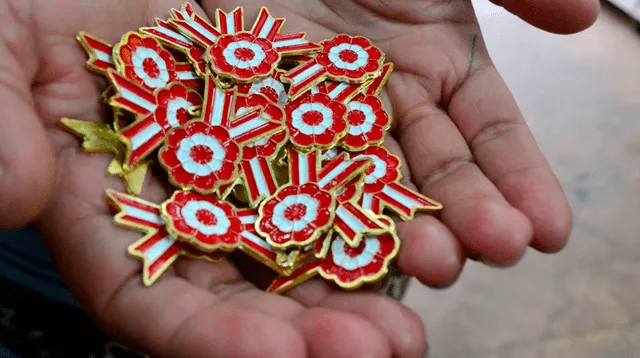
[170,2,195,20]
[282,59,327,99]
[216,7,244,34]
[334,202,385,244]
[272,32,320,55]
[175,62,202,87]
[232,119,282,145]
[376,190,412,218]
[241,157,278,204]
[78,33,114,72]
[241,231,276,260]
[108,71,157,116]
[318,152,347,179]
[130,230,182,283]
[109,191,162,229]
[169,17,220,47]
[120,116,165,167]
[326,82,362,103]
[364,63,393,96]
[141,18,194,49]
[318,155,370,191]
[290,149,319,186]
[201,75,234,126]
[251,8,284,41]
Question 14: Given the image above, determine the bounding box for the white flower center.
[291,103,334,136]
[222,40,266,69]
[250,77,288,105]
[358,154,387,184]
[131,47,170,88]
[328,43,369,71]
[176,133,227,176]
[331,236,380,270]
[181,200,231,235]
[347,101,376,136]
[272,194,319,232]
[165,98,193,128]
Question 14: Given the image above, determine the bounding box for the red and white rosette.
[318,216,399,289]
[106,190,226,286]
[258,183,334,249]
[282,34,384,99]
[114,32,180,90]
[341,95,390,151]
[161,191,244,252]
[107,71,203,169]
[237,70,289,107]
[355,146,442,220]
[208,32,280,82]
[159,121,240,194]
[167,5,319,82]
[257,148,372,249]
[161,74,284,195]
[285,93,348,150]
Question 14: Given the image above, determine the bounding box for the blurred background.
[402,1,640,357]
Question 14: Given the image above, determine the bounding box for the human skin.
[0,0,599,357]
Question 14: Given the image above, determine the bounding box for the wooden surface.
[403,2,640,357]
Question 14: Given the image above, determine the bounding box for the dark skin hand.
[0,0,599,357]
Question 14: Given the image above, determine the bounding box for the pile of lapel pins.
[62,3,442,294]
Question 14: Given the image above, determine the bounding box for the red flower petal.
[159,143,180,168]
[165,127,188,147]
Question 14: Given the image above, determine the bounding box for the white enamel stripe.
[292,63,324,83]
[317,160,352,189]
[94,50,112,63]
[361,192,374,211]
[257,16,276,38]
[209,87,229,126]
[122,204,165,225]
[239,213,259,225]
[145,235,177,263]
[381,185,417,209]
[273,38,308,48]
[224,13,236,34]
[242,231,274,252]
[185,19,219,43]
[297,153,310,185]
[130,122,163,150]
[229,117,267,138]
[249,157,271,195]
[121,88,157,113]
[155,25,193,44]
[328,83,350,100]
[336,206,367,232]
[176,70,199,80]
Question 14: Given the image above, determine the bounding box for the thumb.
[0,45,55,229]
[489,0,601,34]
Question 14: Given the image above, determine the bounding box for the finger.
[37,182,307,358]
[385,135,465,286]
[396,215,465,287]
[446,62,572,253]
[0,39,55,228]
[393,99,533,265]
[488,0,600,34]
[295,308,392,358]
[317,292,428,358]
